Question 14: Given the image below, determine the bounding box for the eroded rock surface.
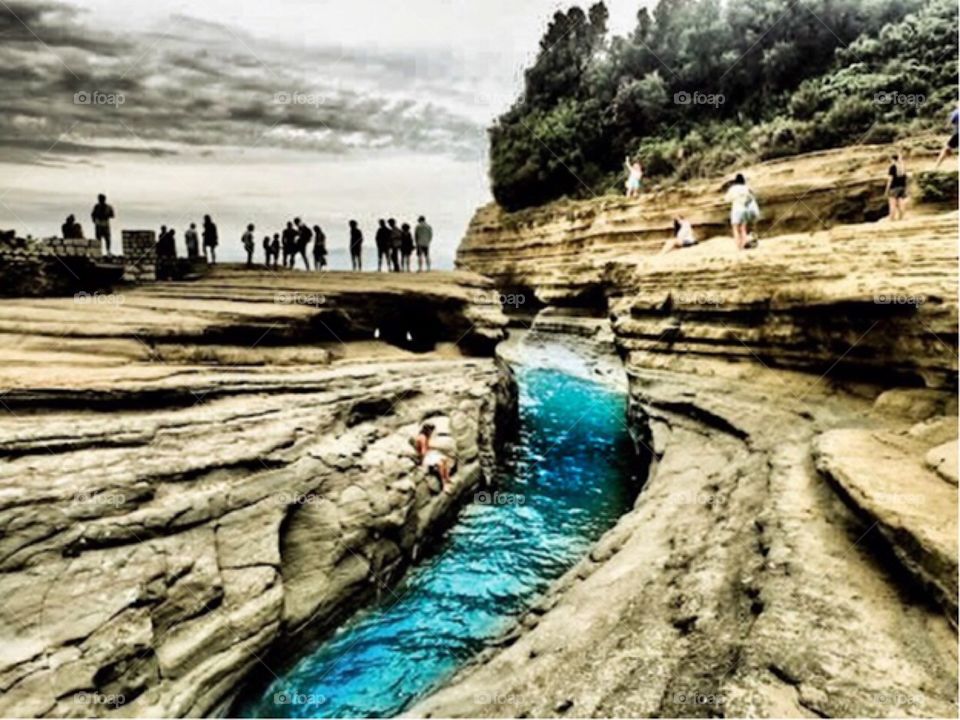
[0,269,516,718]
[415,149,957,717]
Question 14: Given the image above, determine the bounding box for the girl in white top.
[624,156,643,198]
[661,216,697,253]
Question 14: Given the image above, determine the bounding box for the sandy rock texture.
[457,140,957,306]
[0,269,516,718]
[414,150,957,717]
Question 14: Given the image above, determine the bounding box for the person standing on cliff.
[400,223,415,272]
[312,225,327,271]
[349,220,364,271]
[375,219,391,272]
[184,223,200,259]
[270,233,281,269]
[281,221,297,268]
[242,223,256,266]
[91,193,114,255]
[261,235,271,267]
[294,217,312,270]
[724,174,758,250]
[202,215,218,264]
[415,216,433,271]
[388,218,402,272]
[156,225,177,279]
[624,156,643,198]
[885,151,909,222]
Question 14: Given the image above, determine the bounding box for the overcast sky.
[0,0,642,267]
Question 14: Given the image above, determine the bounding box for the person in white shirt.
[724,173,759,250]
[661,216,697,254]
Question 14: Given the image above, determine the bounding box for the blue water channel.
[234,367,639,718]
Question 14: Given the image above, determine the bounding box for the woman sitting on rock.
[661,215,697,254]
[415,423,452,494]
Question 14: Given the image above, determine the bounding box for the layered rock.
[458,139,957,305]
[0,268,516,717]
[415,148,958,716]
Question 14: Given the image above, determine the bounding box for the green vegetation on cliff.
[489,0,958,210]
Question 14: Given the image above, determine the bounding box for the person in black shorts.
[885,151,908,221]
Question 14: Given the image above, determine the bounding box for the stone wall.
[0,235,117,297]
[121,230,157,283]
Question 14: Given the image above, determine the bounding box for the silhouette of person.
[184,223,200,259]
[400,222,414,272]
[313,225,327,271]
[91,193,114,255]
[282,221,297,268]
[157,225,177,279]
[348,220,363,271]
[387,218,402,272]
[415,216,432,271]
[202,215,218,264]
[294,217,312,270]
[62,214,84,239]
[270,233,281,270]
[375,219,391,272]
[262,235,271,267]
[242,223,256,266]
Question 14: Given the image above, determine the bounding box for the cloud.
[0,1,487,166]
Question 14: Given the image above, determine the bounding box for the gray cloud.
[0,0,486,165]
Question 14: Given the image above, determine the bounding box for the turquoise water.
[234,367,638,718]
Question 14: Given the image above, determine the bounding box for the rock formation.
[0,269,516,717]
[413,143,958,717]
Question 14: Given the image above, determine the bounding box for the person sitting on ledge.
[61,214,84,239]
[661,215,697,254]
[415,423,452,494]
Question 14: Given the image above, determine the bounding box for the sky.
[0,0,644,268]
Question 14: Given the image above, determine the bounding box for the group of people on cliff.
[633,105,958,254]
[63,196,438,273]
[166,215,434,273]
[238,216,435,273]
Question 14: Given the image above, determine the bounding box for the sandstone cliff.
[0,269,516,717]
[458,138,957,306]
[414,144,958,717]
